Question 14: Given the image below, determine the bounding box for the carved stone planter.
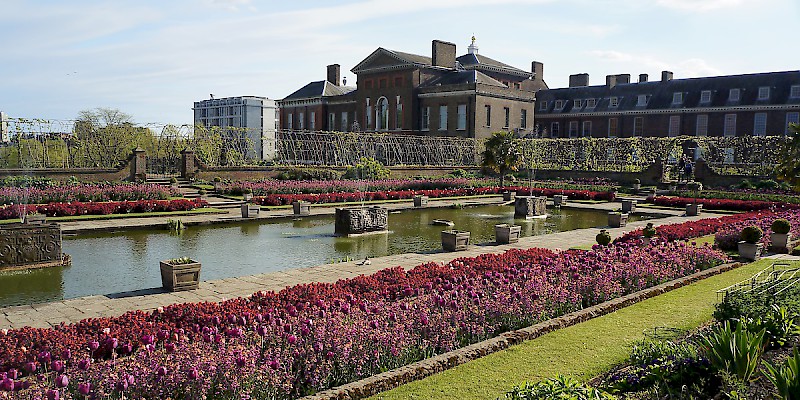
[0,222,66,270]
[770,233,793,253]
[686,203,703,216]
[159,259,201,291]
[553,195,568,206]
[738,241,763,261]
[292,201,311,216]
[243,193,253,201]
[335,206,388,237]
[514,196,547,219]
[413,195,429,207]
[608,212,629,228]
[621,199,637,214]
[494,224,521,244]
[241,204,260,218]
[502,191,514,202]
[442,230,470,252]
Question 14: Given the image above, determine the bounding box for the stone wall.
[0,223,63,270]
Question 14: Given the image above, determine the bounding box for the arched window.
[376,97,389,131]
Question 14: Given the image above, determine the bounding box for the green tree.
[775,123,800,192]
[481,131,523,189]
[73,107,151,168]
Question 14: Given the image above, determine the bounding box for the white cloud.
[589,50,723,78]
[654,0,745,12]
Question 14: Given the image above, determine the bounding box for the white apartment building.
[192,96,278,160]
[0,112,9,143]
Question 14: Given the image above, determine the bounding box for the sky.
[0,0,798,126]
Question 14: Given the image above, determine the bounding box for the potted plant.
[553,194,567,206]
[596,229,612,246]
[738,225,764,261]
[442,230,470,252]
[213,176,222,191]
[197,189,207,200]
[621,199,637,213]
[770,218,793,253]
[494,224,521,244]
[642,222,657,245]
[502,191,514,202]
[160,257,201,291]
[686,201,703,216]
[241,202,260,218]
[242,188,253,201]
[292,200,311,216]
[632,178,641,191]
[608,211,628,228]
[169,177,178,188]
[413,194,429,207]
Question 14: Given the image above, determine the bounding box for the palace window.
[485,105,491,127]
[551,122,560,137]
[573,99,582,109]
[520,109,527,129]
[554,100,563,110]
[668,115,680,137]
[791,85,800,98]
[724,114,737,136]
[700,90,712,104]
[637,95,649,107]
[287,113,293,130]
[758,86,770,100]
[586,98,597,108]
[672,92,683,105]
[457,104,467,130]
[329,113,335,131]
[376,97,388,131]
[439,105,448,131]
[753,113,767,136]
[341,112,348,132]
[503,107,510,128]
[729,88,740,102]
[421,106,430,130]
[539,101,547,110]
[609,97,619,107]
[395,96,402,130]
[608,118,618,137]
[309,111,315,130]
[696,115,708,136]
[633,117,644,136]
[582,121,592,137]
[299,112,304,130]
[569,121,578,137]
[787,112,799,134]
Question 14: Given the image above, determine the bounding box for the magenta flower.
[55,375,68,388]
[46,389,59,400]
[78,382,91,395]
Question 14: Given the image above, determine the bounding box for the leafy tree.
[775,123,800,192]
[73,107,151,168]
[481,131,523,189]
[343,157,390,180]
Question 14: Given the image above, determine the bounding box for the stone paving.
[0,196,736,330]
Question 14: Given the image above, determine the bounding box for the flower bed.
[0,198,207,219]
[646,195,800,212]
[713,209,800,250]
[0,183,179,206]
[674,189,800,204]
[254,186,614,206]
[0,242,726,398]
[615,210,779,244]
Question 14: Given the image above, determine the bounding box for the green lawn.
[371,259,778,400]
[0,207,225,224]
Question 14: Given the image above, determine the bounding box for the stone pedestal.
[621,199,637,213]
[608,212,629,228]
[0,222,66,270]
[553,195,568,206]
[770,233,793,253]
[293,201,311,216]
[130,147,147,182]
[514,196,547,219]
[241,204,260,218]
[686,203,703,216]
[180,149,196,180]
[502,191,514,202]
[495,224,521,244]
[413,195,429,207]
[442,230,470,252]
[738,241,763,261]
[160,260,201,291]
[335,207,389,237]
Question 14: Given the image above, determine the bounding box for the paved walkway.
[1,196,722,330]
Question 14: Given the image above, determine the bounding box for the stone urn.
[413,195,429,207]
[771,233,793,253]
[160,258,201,291]
[608,212,629,228]
[502,191,514,202]
[293,200,311,216]
[495,224,521,244]
[334,206,389,237]
[686,203,703,216]
[737,241,763,261]
[553,195,568,206]
[241,203,260,218]
[442,230,470,252]
[621,199,637,214]
[243,192,253,201]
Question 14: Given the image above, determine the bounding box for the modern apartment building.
[278,38,546,140]
[0,111,8,143]
[535,70,800,138]
[193,96,278,160]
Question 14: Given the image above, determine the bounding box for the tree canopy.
[480,131,523,188]
[775,123,800,191]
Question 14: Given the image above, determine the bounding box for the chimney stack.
[661,71,674,82]
[327,64,341,86]
[532,61,544,81]
[616,74,631,84]
[568,73,590,87]
[432,40,457,69]
[639,74,648,83]
[606,75,617,88]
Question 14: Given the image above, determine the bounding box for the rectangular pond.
[0,205,663,307]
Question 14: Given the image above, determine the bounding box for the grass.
[371,259,778,400]
[0,208,225,224]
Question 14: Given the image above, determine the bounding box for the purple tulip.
[287,334,297,345]
[0,378,13,392]
[60,349,71,360]
[38,351,52,363]
[88,341,100,351]
[156,366,168,376]
[257,325,268,336]
[46,389,60,400]
[7,370,17,380]
[23,362,37,374]
[55,374,69,388]
[141,334,155,345]
[235,356,246,367]
[78,382,91,395]
[108,338,118,349]
[121,343,133,354]
[78,359,91,371]
[269,360,279,370]
[157,329,169,341]
[165,343,176,353]
[115,378,129,391]
[51,360,64,373]
[187,368,199,380]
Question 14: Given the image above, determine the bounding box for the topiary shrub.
[771,219,791,234]
[756,179,780,190]
[213,176,222,183]
[169,177,178,184]
[634,178,641,184]
[740,226,763,244]
[596,229,612,246]
[198,189,207,196]
[343,157,390,180]
[642,223,657,238]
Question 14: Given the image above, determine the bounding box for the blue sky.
[0,0,797,125]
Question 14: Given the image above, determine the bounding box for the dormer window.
[586,98,597,108]
[791,85,800,98]
[554,100,564,110]
[672,92,683,105]
[540,101,548,110]
[729,88,741,102]
[758,86,770,100]
[573,99,582,109]
[637,94,650,106]
[609,97,619,107]
[700,90,712,104]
